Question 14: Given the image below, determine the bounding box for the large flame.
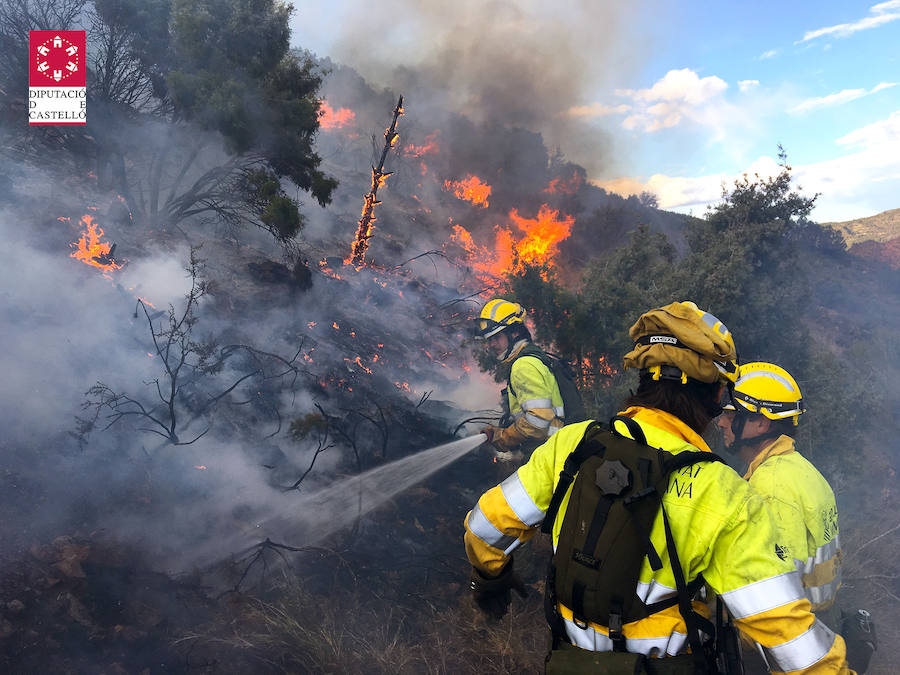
[69,215,122,277]
[508,205,574,268]
[443,174,491,208]
[319,100,356,130]
[449,204,574,284]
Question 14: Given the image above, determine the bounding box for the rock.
[247,260,292,284]
[52,540,91,578]
[29,544,54,562]
[62,592,95,628]
[6,599,24,614]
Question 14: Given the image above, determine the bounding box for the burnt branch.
[356,398,390,459]
[75,247,305,448]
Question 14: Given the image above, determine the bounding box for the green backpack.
[506,344,588,424]
[541,416,726,672]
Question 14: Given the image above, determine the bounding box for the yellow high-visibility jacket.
[465,407,851,673]
[745,435,842,612]
[493,340,564,451]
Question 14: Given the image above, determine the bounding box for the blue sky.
[291,1,900,222]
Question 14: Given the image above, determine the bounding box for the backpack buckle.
[608,611,626,651]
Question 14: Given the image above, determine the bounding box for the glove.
[480,425,502,446]
[470,558,528,620]
[842,609,877,674]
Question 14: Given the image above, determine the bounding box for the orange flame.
[352,356,373,374]
[577,354,619,389]
[448,204,574,283]
[404,131,440,158]
[508,205,574,269]
[319,100,356,129]
[318,258,343,279]
[544,171,583,195]
[69,215,122,277]
[443,174,491,208]
[405,131,440,174]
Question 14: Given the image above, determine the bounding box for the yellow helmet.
[625,300,739,384]
[726,362,805,425]
[475,298,525,340]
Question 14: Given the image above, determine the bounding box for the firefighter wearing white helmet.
[474,298,569,457]
[465,302,851,673]
[718,363,843,618]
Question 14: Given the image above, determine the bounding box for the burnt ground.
[0,429,552,674]
[1,422,897,674]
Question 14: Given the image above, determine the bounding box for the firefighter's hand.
[480,425,503,446]
[470,558,528,620]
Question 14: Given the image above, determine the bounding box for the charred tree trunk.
[348,95,403,266]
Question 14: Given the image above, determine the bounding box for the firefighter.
[474,298,569,458]
[718,363,874,671]
[464,301,850,673]
[718,362,841,618]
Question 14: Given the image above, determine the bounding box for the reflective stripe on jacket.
[494,342,564,451]
[464,407,851,673]
[744,435,842,612]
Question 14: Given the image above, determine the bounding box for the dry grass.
[174,568,548,674]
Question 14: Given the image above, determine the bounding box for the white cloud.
[800,3,900,42]
[738,80,760,92]
[789,82,897,114]
[836,109,900,148]
[596,108,900,221]
[759,49,778,60]
[617,68,728,104]
[564,102,630,118]
[615,68,730,133]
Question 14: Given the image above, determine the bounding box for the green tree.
[3,0,336,252]
[670,149,817,363]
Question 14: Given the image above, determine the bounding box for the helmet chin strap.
[500,337,529,363]
[730,413,783,450]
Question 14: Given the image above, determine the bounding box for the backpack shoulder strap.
[610,414,648,446]
[541,421,607,534]
[505,344,549,401]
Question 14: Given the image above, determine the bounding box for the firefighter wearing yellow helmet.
[718,364,842,616]
[474,298,570,457]
[464,301,851,673]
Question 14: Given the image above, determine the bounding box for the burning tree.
[348,95,403,266]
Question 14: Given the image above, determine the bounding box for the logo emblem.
[28,31,86,126]
[32,33,82,84]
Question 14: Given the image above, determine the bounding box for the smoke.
[292,0,657,177]
[0,208,191,447]
[0,137,494,570]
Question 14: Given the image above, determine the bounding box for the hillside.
[824,207,900,245]
[823,208,900,269]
